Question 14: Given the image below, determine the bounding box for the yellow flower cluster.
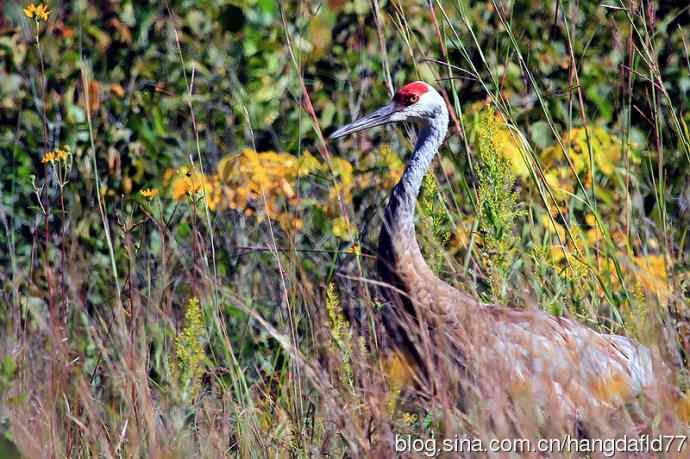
[490,117,527,178]
[212,149,323,230]
[173,297,207,401]
[170,166,212,200]
[467,102,528,178]
[401,412,417,426]
[531,126,666,301]
[459,107,667,304]
[546,222,670,303]
[41,146,69,164]
[624,254,669,304]
[166,146,404,238]
[542,127,626,196]
[331,216,353,240]
[325,283,353,388]
[168,150,316,232]
[466,103,631,193]
[139,188,159,199]
[24,3,50,21]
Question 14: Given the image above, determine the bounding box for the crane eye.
[393,91,420,106]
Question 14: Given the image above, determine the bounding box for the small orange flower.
[170,167,210,199]
[35,4,50,20]
[23,4,35,18]
[345,243,361,256]
[55,148,68,161]
[41,151,56,163]
[41,146,69,164]
[139,188,159,199]
[24,3,50,21]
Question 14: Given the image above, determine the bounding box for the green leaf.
[1,357,16,379]
[529,121,553,150]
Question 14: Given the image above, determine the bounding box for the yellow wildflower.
[36,4,50,20]
[632,255,669,302]
[586,228,602,244]
[345,243,361,256]
[326,283,353,388]
[494,120,529,178]
[170,167,210,199]
[139,188,159,199]
[173,297,207,401]
[467,105,529,178]
[449,226,470,250]
[24,3,50,21]
[275,213,303,231]
[41,151,56,163]
[541,127,622,177]
[385,351,416,391]
[23,4,36,18]
[171,178,190,198]
[55,146,69,161]
[379,144,404,188]
[41,146,70,164]
[332,215,356,241]
[401,412,417,426]
[543,166,575,198]
[331,157,353,186]
[162,168,176,184]
[297,151,321,176]
[541,214,566,242]
[205,186,222,211]
[549,244,566,263]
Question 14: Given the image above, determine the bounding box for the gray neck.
[382,117,448,238]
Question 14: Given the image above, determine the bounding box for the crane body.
[330,81,657,417]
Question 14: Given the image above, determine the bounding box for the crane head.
[329,81,444,139]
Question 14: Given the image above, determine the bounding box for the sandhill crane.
[330,81,658,420]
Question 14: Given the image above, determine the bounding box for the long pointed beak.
[329,103,398,139]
